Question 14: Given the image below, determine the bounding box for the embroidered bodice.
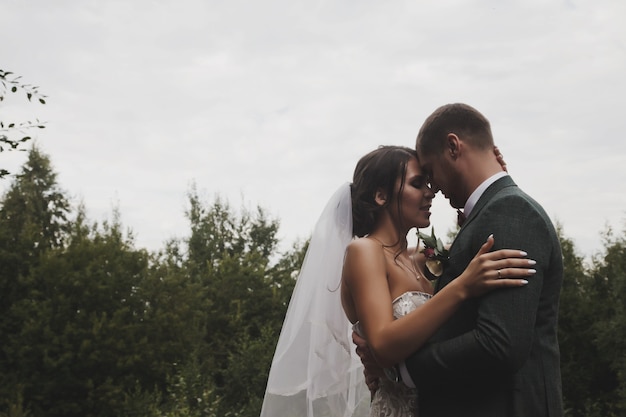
[370,291,432,417]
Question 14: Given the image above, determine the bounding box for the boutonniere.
[417,228,450,278]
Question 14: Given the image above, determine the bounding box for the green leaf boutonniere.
[417,228,450,278]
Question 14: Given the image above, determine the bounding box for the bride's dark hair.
[350,145,417,238]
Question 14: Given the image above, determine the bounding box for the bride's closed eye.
[410,175,429,190]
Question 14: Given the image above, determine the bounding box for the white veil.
[260,183,370,417]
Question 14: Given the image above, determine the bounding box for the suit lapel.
[436,176,517,293]
[462,175,517,228]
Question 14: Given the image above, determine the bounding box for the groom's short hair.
[416,103,494,156]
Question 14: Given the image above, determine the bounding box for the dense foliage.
[0,146,624,416]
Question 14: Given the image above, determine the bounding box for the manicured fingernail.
[528,259,536,265]
[521,279,529,285]
[527,269,536,275]
[520,251,527,256]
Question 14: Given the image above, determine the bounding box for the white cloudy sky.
[1,0,625,259]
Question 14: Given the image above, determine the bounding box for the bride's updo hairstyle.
[350,145,417,237]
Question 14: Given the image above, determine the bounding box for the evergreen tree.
[558,227,601,416]
[558,223,626,417]
[179,187,302,415]
[6,208,151,416]
[586,226,626,416]
[0,145,69,266]
[0,146,70,408]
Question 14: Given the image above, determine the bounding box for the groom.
[359,103,564,416]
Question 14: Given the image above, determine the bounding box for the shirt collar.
[464,171,508,217]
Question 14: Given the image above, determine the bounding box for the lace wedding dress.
[355,291,432,417]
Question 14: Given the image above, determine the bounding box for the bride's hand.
[494,146,508,172]
[457,234,535,299]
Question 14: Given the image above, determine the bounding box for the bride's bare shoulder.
[346,236,381,252]
[345,238,385,267]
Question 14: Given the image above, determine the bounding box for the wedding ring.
[497,269,502,279]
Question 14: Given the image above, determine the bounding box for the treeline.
[0,147,303,416]
[0,146,624,417]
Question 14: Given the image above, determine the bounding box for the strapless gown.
[355,291,432,417]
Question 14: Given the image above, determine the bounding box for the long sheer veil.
[260,183,370,417]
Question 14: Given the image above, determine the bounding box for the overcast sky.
[2,0,625,259]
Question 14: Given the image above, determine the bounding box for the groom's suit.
[405,175,564,417]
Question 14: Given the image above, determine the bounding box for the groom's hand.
[352,331,382,394]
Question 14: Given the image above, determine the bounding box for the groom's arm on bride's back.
[404,191,561,389]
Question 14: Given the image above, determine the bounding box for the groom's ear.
[446,133,461,159]
[374,189,387,206]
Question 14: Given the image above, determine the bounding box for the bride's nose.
[424,184,437,198]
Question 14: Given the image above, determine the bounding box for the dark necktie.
[457,209,467,227]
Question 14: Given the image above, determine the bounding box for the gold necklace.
[397,254,424,281]
[370,236,423,281]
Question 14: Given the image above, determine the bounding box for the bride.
[260,146,534,417]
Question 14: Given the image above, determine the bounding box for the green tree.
[0,146,69,256]
[558,227,600,416]
[5,209,152,417]
[178,187,302,415]
[558,223,626,417]
[586,225,626,416]
[0,146,70,410]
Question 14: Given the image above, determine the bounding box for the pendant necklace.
[370,236,424,281]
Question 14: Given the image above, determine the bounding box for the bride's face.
[393,157,435,230]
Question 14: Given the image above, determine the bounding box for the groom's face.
[417,150,463,209]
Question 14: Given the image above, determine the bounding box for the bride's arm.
[344,235,534,368]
